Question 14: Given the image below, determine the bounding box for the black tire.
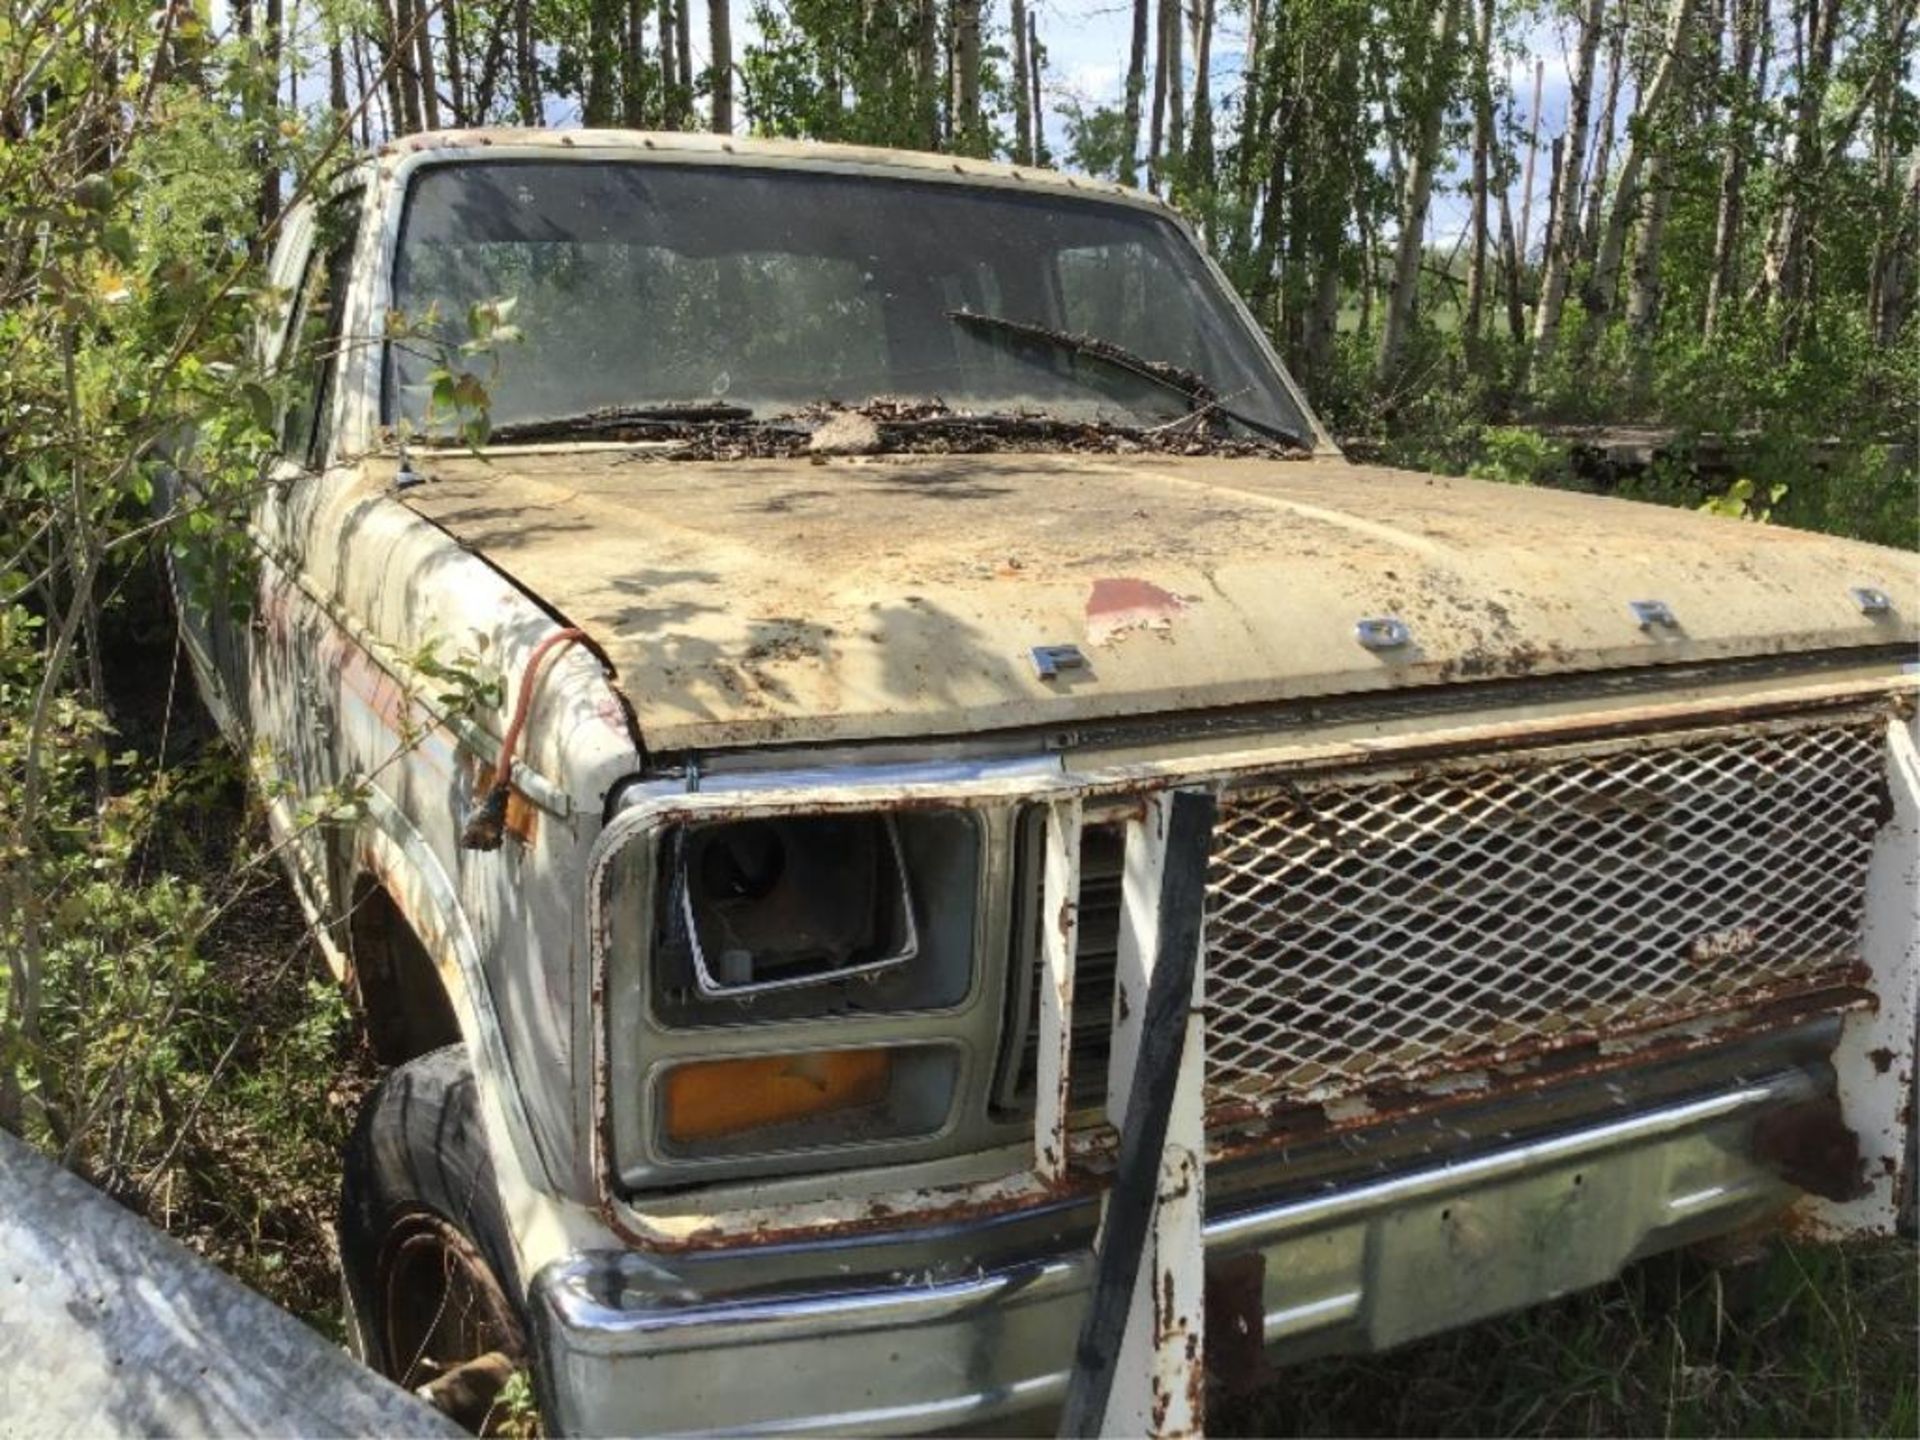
[340,1044,529,1432]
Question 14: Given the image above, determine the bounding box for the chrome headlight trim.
[591,779,1046,1192]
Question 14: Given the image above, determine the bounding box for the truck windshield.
[385,159,1310,443]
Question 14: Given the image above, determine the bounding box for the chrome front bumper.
[531,1071,1810,1437]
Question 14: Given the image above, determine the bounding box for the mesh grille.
[1202,719,1885,1110]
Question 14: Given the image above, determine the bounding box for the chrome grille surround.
[1201,717,1885,1113]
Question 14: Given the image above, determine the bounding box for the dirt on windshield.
[603,397,1312,462]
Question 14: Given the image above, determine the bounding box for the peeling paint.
[1086,577,1192,646]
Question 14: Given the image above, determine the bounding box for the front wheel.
[339,1045,529,1433]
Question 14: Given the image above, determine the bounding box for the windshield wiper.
[945,310,1307,450]
[486,401,758,443]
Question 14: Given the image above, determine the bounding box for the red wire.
[494,627,590,790]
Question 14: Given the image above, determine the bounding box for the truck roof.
[371,127,1164,212]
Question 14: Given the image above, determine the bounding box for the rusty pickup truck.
[170,128,1920,1436]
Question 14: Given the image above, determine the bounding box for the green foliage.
[742,0,935,147]
[1467,425,1570,487]
[0,1,367,1300]
[1218,1240,1917,1438]
[1060,99,1130,181]
[1699,476,1788,522]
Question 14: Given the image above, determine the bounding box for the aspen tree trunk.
[1871,151,1920,347]
[916,0,940,148]
[952,0,982,152]
[1578,10,1625,266]
[261,0,284,219]
[709,0,732,132]
[1167,0,1185,175]
[1517,60,1544,262]
[1499,185,1527,341]
[1542,134,1564,272]
[1030,12,1049,163]
[1627,151,1672,337]
[657,0,677,121]
[623,0,645,125]
[1753,0,1838,312]
[1703,0,1761,336]
[1464,0,1496,340]
[515,0,540,124]
[1356,192,1376,337]
[584,0,617,123]
[1305,41,1360,382]
[474,23,506,115]
[380,0,414,134]
[1148,0,1170,189]
[1010,0,1033,162]
[1122,0,1150,184]
[328,39,348,117]
[1228,0,1269,225]
[1187,0,1215,195]
[1757,0,1912,329]
[1627,150,1671,398]
[285,0,301,111]
[1529,0,1603,365]
[1582,0,1697,325]
[409,0,441,128]
[444,0,466,124]
[625,0,648,123]
[353,34,381,143]
[674,0,692,112]
[1377,0,1463,381]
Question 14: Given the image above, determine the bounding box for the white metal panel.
[1806,714,1920,1236]
[1036,796,1082,1182]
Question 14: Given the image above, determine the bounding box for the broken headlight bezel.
[675,813,921,998]
[595,791,1031,1191]
[648,808,983,1030]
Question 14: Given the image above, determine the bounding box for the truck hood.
[402,450,1918,752]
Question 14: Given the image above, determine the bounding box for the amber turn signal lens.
[663,1049,892,1144]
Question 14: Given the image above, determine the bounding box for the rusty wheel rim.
[379,1210,523,1432]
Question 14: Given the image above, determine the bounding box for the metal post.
[1059,788,1213,1439]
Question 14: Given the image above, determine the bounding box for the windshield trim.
[368,148,1337,457]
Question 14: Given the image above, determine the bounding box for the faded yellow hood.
[402,450,1919,752]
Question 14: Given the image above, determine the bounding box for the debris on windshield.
[487,401,758,444]
[619,397,1310,463]
[807,410,883,456]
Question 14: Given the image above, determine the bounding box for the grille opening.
[993,719,1883,1126]
[993,818,1122,1117]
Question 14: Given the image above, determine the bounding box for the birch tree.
[1378,0,1465,380]
[1581,0,1700,328]
[1530,0,1605,364]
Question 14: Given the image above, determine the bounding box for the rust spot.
[1202,981,1873,1165]
[1086,577,1189,645]
[1688,926,1760,965]
[473,761,539,845]
[1868,1047,1897,1075]
[1753,1096,1870,1203]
